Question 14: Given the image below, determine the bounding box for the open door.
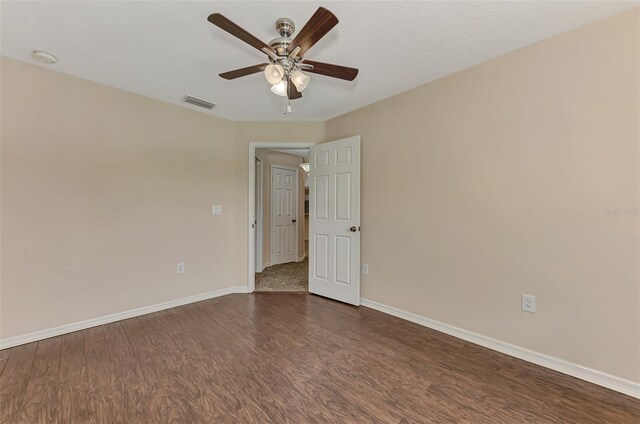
[309,136,360,305]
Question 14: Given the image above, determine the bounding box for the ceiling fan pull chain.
[283,99,292,115]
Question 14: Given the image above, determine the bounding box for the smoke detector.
[32,51,57,64]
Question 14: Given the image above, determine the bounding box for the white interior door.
[309,136,360,305]
[271,166,298,265]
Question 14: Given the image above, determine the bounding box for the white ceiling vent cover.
[182,95,216,109]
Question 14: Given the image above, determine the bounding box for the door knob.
[349,226,357,232]
[292,219,297,223]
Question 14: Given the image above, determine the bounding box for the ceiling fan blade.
[219,63,268,80]
[288,7,338,56]
[302,60,358,81]
[287,75,302,100]
[208,13,274,55]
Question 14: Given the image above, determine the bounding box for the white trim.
[248,142,316,293]
[0,287,249,349]
[297,253,306,262]
[231,286,252,294]
[360,298,640,399]
[255,159,264,272]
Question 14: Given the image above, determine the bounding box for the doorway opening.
[255,148,309,292]
[248,143,315,293]
[248,137,361,303]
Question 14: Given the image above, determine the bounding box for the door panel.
[271,166,298,265]
[335,172,351,220]
[334,235,351,285]
[314,175,329,220]
[309,136,360,305]
[314,234,329,280]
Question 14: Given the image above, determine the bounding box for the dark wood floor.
[0,294,638,423]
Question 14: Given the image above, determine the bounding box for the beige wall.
[255,149,306,267]
[235,121,325,145]
[0,57,323,339]
[326,9,639,382]
[1,8,638,386]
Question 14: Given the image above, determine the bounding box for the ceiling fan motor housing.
[269,17,299,62]
[268,37,293,58]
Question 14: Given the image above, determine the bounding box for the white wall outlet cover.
[177,262,185,274]
[522,294,536,313]
[362,263,369,275]
[212,205,223,215]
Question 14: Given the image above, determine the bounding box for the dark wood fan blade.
[288,7,338,56]
[208,13,271,54]
[287,75,302,100]
[302,60,358,81]
[219,63,267,80]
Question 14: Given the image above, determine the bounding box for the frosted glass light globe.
[290,70,310,91]
[264,64,285,85]
[270,80,287,96]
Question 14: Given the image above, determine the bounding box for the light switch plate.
[212,205,223,215]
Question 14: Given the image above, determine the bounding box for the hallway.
[255,259,308,293]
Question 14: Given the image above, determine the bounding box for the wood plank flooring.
[0,294,638,423]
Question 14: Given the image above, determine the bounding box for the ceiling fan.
[207,7,358,107]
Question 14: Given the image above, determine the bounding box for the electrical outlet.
[522,294,536,313]
[212,205,223,215]
[362,263,369,275]
[177,262,185,275]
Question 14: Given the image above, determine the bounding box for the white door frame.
[255,158,264,272]
[248,142,316,292]
[270,164,299,266]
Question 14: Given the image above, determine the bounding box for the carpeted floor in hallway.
[255,258,308,292]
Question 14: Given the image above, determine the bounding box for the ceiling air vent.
[182,95,216,109]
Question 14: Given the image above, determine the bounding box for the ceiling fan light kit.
[208,7,358,113]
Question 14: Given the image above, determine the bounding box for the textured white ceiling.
[1,1,636,121]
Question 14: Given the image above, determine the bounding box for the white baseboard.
[0,286,249,350]
[360,298,640,399]
[297,254,306,262]
[231,286,252,294]
[5,290,636,398]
